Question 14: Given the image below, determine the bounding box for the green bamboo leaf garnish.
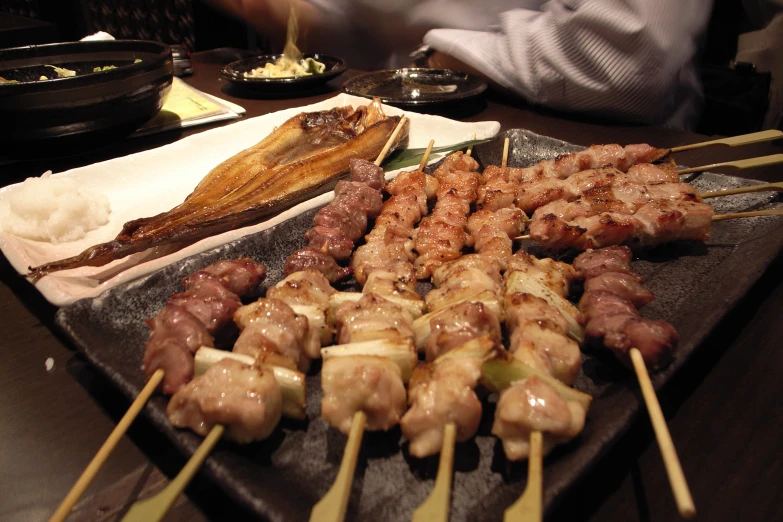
[383,138,493,171]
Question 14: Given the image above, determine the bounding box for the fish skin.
[27,104,408,283]
[121,105,366,240]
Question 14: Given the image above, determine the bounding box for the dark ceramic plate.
[56,130,783,522]
[0,40,173,158]
[220,54,346,92]
[342,68,488,107]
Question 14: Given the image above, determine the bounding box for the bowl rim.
[0,39,172,88]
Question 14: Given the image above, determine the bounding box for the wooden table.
[1,48,782,522]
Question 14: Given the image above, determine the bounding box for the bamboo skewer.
[501,137,510,168]
[410,423,458,522]
[120,424,226,522]
[711,208,783,221]
[309,411,367,522]
[503,431,543,522]
[419,139,436,171]
[700,181,783,199]
[375,116,409,167]
[677,153,783,175]
[669,129,782,153]
[629,348,696,519]
[49,369,165,522]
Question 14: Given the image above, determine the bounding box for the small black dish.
[219,54,346,93]
[0,40,173,158]
[342,68,488,107]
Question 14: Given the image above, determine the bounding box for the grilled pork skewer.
[574,246,695,518]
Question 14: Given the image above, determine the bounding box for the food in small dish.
[245,56,325,79]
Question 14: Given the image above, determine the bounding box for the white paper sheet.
[0,93,500,306]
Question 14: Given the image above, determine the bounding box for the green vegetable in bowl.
[93,65,117,72]
[0,76,19,84]
[45,65,76,78]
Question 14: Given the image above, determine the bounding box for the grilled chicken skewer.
[519,205,783,250]
[311,139,439,522]
[574,246,694,518]
[284,116,410,282]
[124,271,317,522]
[50,258,268,522]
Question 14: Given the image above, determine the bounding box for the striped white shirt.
[306,0,713,129]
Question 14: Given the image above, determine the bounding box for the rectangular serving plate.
[55,129,783,521]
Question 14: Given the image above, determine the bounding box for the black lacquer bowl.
[220,54,346,93]
[0,40,173,158]
[56,130,783,521]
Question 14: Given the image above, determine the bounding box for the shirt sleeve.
[423,0,713,129]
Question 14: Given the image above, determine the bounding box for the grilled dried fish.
[28,101,407,282]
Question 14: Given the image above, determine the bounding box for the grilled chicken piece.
[283,248,352,282]
[234,298,316,370]
[167,358,282,444]
[529,200,713,251]
[143,258,266,394]
[401,357,483,457]
[492,376,587,460]
[363,268,422,303]
[424,266,499,313]
[425,301,501,361]
[481,143,668,185]
[506,251,575,298]
[143,304,212,395]
[334,293,414,344]
[572,246,638,280]
[583,272,654,307]
[432,253,504,287]
[321,356,407,434]
[579,290,677,369]
[412,152,480,279]
[184,258,267,297]
[267,270,336,308]
[386,169,439,198]
[504,293,581,385]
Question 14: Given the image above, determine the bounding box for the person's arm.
[424,0,713,129]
